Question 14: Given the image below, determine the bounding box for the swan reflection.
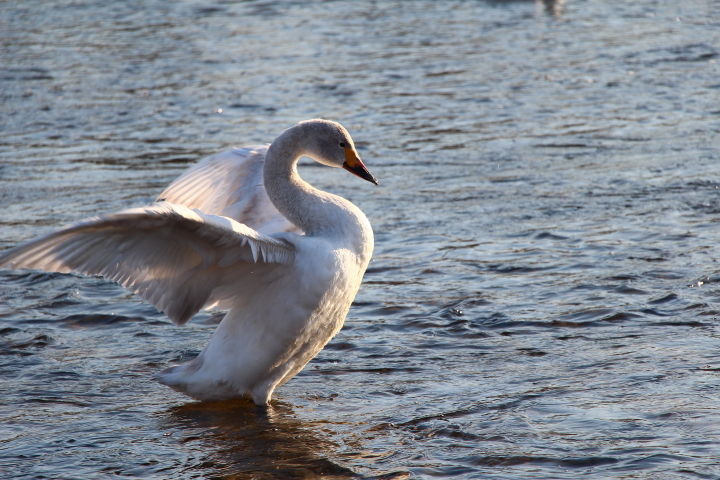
[538,0,565,17]
[159,399,356,478]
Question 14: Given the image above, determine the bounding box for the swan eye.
[339,142,346,148]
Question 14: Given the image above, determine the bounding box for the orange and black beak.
[342,148,378,185]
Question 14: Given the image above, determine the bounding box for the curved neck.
[262,125,374,262]
[263,126,329,236]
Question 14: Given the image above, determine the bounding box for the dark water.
[2,0,720,478]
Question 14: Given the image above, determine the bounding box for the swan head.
[296,119,378,185]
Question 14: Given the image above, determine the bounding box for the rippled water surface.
[2,0,720,478]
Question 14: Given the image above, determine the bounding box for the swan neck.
[263,127,319,234]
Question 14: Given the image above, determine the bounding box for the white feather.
[0,202,296,326]
[156,146,301,235]
[0,119,376,405]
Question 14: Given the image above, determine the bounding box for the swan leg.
[249,359,299,405]
[250,384,274,405]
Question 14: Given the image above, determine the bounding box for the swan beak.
[343,148,378,185]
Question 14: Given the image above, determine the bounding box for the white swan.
[0,119,378,405]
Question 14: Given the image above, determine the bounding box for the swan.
[0,119,378,405]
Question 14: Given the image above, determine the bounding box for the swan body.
[0,119,378,404]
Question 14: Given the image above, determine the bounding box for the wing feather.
[157,146,302,235]
[0,202,296,325]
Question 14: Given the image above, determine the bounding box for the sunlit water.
[2,0,720,478]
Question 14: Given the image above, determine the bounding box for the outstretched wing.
[0,202,297,325]
[157,146,301,235]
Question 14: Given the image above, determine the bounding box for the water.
[2,0,720,478]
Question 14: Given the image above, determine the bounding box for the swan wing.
[157,146,301,235]
[0,202,296,326]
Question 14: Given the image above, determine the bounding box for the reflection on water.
[161,400,356,479]
[538,0,565,17]
[2,0,720,478]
